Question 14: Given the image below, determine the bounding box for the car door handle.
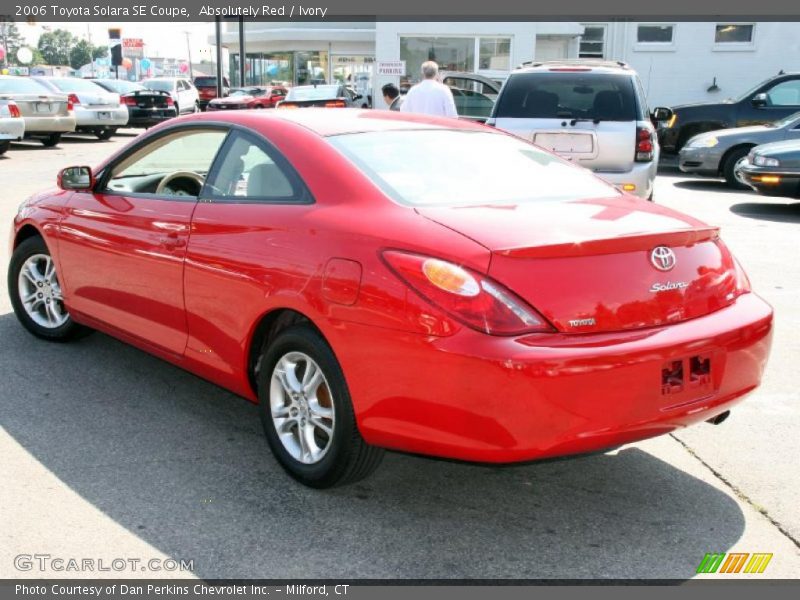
[159,234,186,249]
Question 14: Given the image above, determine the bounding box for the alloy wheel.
[17,254,69,329]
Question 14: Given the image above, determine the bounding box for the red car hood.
[417,197,740,333]
[212,96,253,104]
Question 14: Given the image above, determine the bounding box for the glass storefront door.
[230,51,329,87]
[332,56,375,106]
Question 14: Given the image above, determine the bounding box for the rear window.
[494,72,639,121]
[285,86,339,101]
[328,130,618,207]
[194,77,217,87]
[142,80,174,93]
[0,77,53,94]
[45,78,107,93]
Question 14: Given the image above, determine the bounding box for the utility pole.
[183,31,192,78]
[87,23,95,77]
[1,21,9,69]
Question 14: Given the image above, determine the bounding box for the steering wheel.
[156,171,205,196]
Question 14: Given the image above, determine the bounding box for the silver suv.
[487,60,672,201]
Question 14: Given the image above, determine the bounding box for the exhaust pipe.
[706,411,730,425]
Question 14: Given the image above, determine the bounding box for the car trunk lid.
[7,93,69,117]
[417,199,740,333]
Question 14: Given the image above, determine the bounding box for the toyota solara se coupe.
[8,110,773,487]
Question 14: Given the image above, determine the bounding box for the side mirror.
[58,166,94,191]
[651,106,673,122]
[751,93,768,107]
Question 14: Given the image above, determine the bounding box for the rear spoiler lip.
[494,226,720,259]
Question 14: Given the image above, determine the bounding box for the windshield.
[328,130,618,207]
[286,85,339,101]
[98,80,143,94]
[494,72,638,121]
[142,80,174,93]
[765,111,800,128]
[0,77,53,94]
[194,77,217,87]
[231,88,261,97]
[45,78,106,93]
[734,77,773,103]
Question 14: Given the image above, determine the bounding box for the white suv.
[141,78,199,115]
[486,60,672,201]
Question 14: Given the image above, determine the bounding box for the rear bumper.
[126,107,177,127]
[0,117,25,140]
[22,115,76,134]
[73,106,129,128]
[334,293,773,463]
[679,146,723,176]
[593,160,657,199]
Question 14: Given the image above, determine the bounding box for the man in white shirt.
[400,61,458,118]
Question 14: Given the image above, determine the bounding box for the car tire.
[95,128,116,140]
[41,133,61,148]
[8,236,90,342]
[722,147,752,189]
[0,140,9,155]
[257,324,384,488]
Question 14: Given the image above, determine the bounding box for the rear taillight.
[122,96,138,106]
[8,102,21,118]
[635,126,654,162]
[733,258,751,294]
[165,96,174,106]
[277,102,297,109]
[382,251,553,336]
[67,93,80,111]
[325,100,346,108]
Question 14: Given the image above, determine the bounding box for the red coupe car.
[8,110,773,488]
[207,86,288,111]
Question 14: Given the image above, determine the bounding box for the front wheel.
[96,128,116,140]
[257,324,384,488]
[8,236,90,341]
[723,147,752,189]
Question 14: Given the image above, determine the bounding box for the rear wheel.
[722,147,752,189]
[8,236,90,341]
[95,128,116,140]
[0,140,9,155]
[41,133,61,147]
[257,324,384,488]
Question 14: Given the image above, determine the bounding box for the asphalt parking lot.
[0,132,798,580]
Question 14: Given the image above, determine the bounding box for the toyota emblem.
[650,246,677,271]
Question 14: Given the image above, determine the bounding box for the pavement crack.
[670,433,800,549]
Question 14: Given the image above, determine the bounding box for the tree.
[37,29,74,66]
[91,45,108,61]
[69,38,93,70]
[0,19,26,66]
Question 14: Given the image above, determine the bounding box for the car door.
[182,129,315,393]
[738,77,800,126]
[177,80,192,112]
[57,126,229,354]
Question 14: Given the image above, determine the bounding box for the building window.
[715,24,754,44]
[478,37,511,70]
[400,37,475,84]
[636,25,674,44]
[579,26,606,58]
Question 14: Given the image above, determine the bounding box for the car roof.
[513,59,634,75]
[191,108,491,137]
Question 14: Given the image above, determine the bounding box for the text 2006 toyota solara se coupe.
[8,110,773,487]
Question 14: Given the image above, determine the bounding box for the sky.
[18,22,217,62]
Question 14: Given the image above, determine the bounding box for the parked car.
[0,99,25,155]
[8,109,772,488]
[736,139,800,198]
[440,71,501,101]
[277,84,360,108]
[141,78,199,115]
[194,75,230,111]
[486,60,672,201]
[679,111,800,188]
[92,79,177,128]
[207,86,288,111]
[32,76,128,140]
[0,75,75,147]
[659,72,800,154]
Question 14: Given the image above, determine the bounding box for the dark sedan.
[736,140,800,198]
[92,79,177,128]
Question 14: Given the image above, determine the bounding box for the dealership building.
[213,20,800,108]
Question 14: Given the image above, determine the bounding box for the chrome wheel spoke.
[308,398,333,420]
[310,416,333,437]
[17,254,70,329]
[271,403,291,418]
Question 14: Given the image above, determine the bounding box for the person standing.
[400,61,458,118]
[381,83,403,111]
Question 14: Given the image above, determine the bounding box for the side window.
[766,80,800,107]
[104,129,228,197]
[205,132,302,203]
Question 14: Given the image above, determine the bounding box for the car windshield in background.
[329,130,618,207]
[143,80,174,93]
[765,111,800,128]
[231,88,262,96]
[495,72,638,121]
[0,77,52,94]
[98,80,144,94]
[285,85,339,101]
[46,78,110,93]
[194,77,217,87]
